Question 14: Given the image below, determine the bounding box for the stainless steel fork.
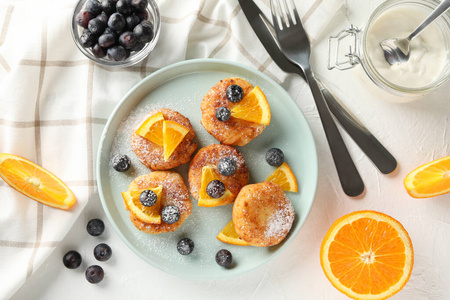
[271,0,364,196]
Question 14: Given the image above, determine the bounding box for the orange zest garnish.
[136,112,164,146]
[217,220,249,246]
[265,162,298,192]
[198,166,234,207]
[122,185,163,224]
[230,86,271,125]
[162,120,189,161]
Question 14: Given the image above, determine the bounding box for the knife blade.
[239,0,397,174]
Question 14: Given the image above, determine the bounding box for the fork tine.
[287,0,301,25]
[280,0,294,27]
[270,0,282,30]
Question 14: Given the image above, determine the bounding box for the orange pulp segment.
[198,166,234,207]
[320,210,414,300]
[162,120,189,161]
[230,86,271,125]
[217,220,249,246]
[135,112,164,146]
[0,153,76,210]
[404,155,450,198]
[122,185,163,224]
[265,162,298,192]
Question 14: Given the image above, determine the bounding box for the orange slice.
[230,86,271,125]
[404,155,450,198]
[320,211,414,300]
[265,162,298,192]
[198,166,234,207]
[121,185,163,224]
[217,220,249,246]
[162,120,189,161]
[0,153,76,210]
[136,112,164,146]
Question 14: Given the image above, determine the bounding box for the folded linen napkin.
[0,0,343,298]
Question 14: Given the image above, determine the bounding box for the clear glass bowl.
[71,0,160,68]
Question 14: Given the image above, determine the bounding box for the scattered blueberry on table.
[62,250,82,269]
[215,249,232,267]
[75,0,154,62]
[265,148,284,167]
[177,238,194,255]
[85,265,105,284]
[94,243,113,262]
[112,154,131,172]
[86,218,105,236]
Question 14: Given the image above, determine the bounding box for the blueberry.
[161,205,180,224]
[79,30,98,48]
[86,218,105,236]
[265,148,284,167]
[116,0,133,15]
[98,32,116,48]
[215,249,232,267]
[133,20,153,43]
[111,154,131,171]
[135,8,148,21]
[131,42,145,52]
[226,85,244,103]
[101,0,116,15]
[96,12,109,24]
[92,44,106,58]
[218,157,236,176]
[94,243,112,262]
[119,31,136,49]
[85,265,104,284]
[126,14,140,30]
[62,250,82,269]
[215,106,230,122]
[76,10,94,28]
[108,12,126,31]
[107,45,127,61]
[177,238,194,255]
[88,18,106,35]
[206,180,225,198]
[86,0,103,16]
[139,189,157,207]
[131,0,147,10]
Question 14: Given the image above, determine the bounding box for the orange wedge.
[320,211,414,300]
[122,185,163,224]
[198,166,234,207]
[162,120,189,161]
[265,162,298,192]
[217,220,249,246]
[230,86,271,125]
[0,153,76,210]
[404,155,450,198]
[136,112,164,146]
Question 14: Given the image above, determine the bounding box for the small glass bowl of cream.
[328,0,450,100]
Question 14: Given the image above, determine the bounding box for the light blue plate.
[96,59,318,279]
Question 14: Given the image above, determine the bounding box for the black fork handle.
[304,68,365,197]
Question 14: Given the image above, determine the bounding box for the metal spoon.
[380,0,450,65]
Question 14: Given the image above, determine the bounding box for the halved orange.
[136,112,164,146]
[265,162,298,192]
[0,153,76,210]
[121,185,163,224]
[162,120,189,161]
[404,155,450,198]
[230,86,271,125]
[217,220,249,246]
[198,166,234,207]
[320,211,414,300]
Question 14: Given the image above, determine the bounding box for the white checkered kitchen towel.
[0,0,343,298]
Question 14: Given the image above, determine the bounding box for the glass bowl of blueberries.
[71,0,160,67]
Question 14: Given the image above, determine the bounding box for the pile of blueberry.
[75,0,155,62]
[62,218,112,284]
[216,84,244,122]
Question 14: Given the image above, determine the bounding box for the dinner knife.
[238,0,397,175]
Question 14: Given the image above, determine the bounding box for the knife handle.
[317,79,397,174]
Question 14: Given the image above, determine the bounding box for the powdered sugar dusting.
[265,202,295,239]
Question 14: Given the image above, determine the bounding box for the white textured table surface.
[11,0,450,299]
